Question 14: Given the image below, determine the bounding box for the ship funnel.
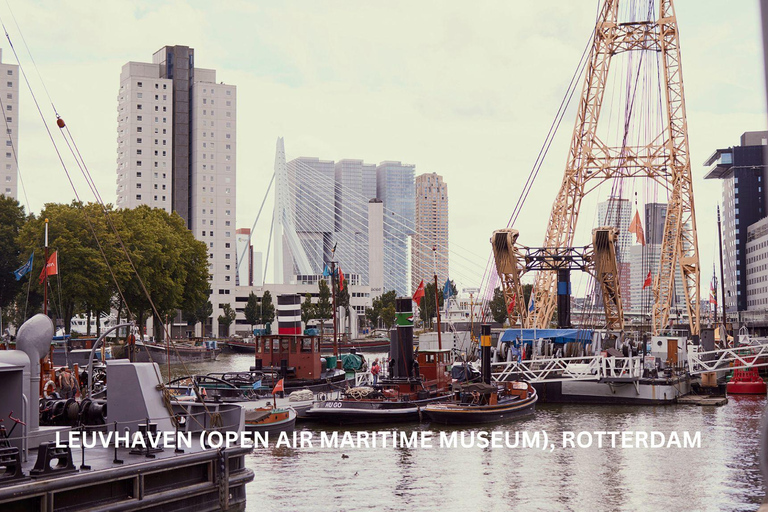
[16,314,54,433]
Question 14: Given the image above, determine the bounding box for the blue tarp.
[499,328,593,344]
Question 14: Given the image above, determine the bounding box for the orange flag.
[628,210,646,246]
[38,251,58,284]
[412,280,425,306]
[272,378,284,394]
[642,270,652,289]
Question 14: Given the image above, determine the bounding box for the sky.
[2,0,765,297]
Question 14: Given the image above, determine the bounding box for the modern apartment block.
[116,45,237,335]
[705,130,767,313]
[376,161,415,296]
[0,50,18,200]
[412,172,449,290]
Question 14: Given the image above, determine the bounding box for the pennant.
[412,280,425,306]
[628,210,646,246]
[338,266,345,291]
[38,251,58,284]
[642,270,652,289]
[528,293,535,313]
[507,294,516,314]
[12,252,33,281]
[272,378,284,394]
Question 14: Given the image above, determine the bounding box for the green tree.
[301,293,316,324]
[418,281,445,327]
[183,300,212,335]
[365,306,379,330]
[218,303,237,337]
[0,195,25,313]
[522,283,533,309]
[489,287,508,325]
[260,290,275,326]
[315,279,332,339]
[244,292,259,331]
[381,304,396,329]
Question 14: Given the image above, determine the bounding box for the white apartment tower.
[412,172,449,290]
[0,50,20,200]
[116,46,237,336]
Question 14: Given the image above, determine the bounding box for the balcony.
[704,149,734,179]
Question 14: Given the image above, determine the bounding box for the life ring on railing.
[43,380,56,399]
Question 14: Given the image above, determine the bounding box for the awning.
[499,328,593,344]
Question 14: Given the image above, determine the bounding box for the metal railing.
[491,354,644,383]
[687,342,768,374]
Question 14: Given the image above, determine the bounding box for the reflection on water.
[171,353,766,511]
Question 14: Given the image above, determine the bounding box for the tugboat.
[305,298,454,424]
[423,325,537,425]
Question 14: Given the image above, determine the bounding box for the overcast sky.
[3,0,765,295]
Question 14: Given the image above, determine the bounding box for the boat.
[726,368,767,395]
[305,298,455,424]
[225,336,258,353]
[319,336,390,353]
[0,314,254,511]
[422,381,537,425]
[135,337,221,363]
[244,405,297,435]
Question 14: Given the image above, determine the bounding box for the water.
[173,353,766,511]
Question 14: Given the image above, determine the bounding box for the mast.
[43,218,48,317]
[330,245,338,357]
[432,246,442,350]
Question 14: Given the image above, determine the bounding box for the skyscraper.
[704,131,767,313]
[596,197,632,309]
[0,50,19,200]
[377,161,415,296]
[116,45,237,335]
[412,172,449,290]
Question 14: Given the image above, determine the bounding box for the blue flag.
[443,279,453,300]
[12,252,33,281]
[528,293,535,313]
[322,264,330,277]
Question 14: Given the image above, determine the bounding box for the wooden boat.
[244,406,296,435]
[422,381,537,425]
[320,337,390,353]
[136,338,221,363]
[305,348,455,424]
[225,337,258,353]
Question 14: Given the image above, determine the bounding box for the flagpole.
[44,218,48,317]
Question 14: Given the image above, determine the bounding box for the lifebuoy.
[43,380,56,399]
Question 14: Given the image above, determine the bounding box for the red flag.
[507,293,516,314]
[642,270,652,289]
[38,251,58,284]
[628,210,646,246]
[412,280,425,306]
[272,378,284,394]
[338,266,345,291]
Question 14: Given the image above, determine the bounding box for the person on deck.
[371,359,381,385]
[58,368,77,399]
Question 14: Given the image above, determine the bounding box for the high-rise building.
[595,197,632,309]
[412,173,449,290]
[0,50,19,200]
[116,46,237,335]
[235,228,253,287]
[377,161,415,296]
[368,199,384,297]
[704,131,767,313]
[334,159,377,282]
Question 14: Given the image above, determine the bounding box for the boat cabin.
[254,335,322,381]
[414,348,452,390]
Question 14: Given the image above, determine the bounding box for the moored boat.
[136,338,221,363]
[244,406,297,435]
[726,368,767,395]
[422,381,537,425]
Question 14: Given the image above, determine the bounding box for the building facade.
[0,50,19,200]
[705,131,767,313]
[376,161,415,296]
[412,172,449,290]
[117,45,237,336]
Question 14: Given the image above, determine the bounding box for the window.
[137,138,142,144]
[137,115,142,121]
[136,194,141,200]
[136,149,142,155]
[137,104,142,110]
[6,82,11,87]
[136,160,142,166]
[137,93,143,98]
[137,127,142,132]
[6,70,11,76]
[137,81,143,87]
[136,183,141,189]
[5,105,11,111]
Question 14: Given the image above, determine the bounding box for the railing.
[687,342,768,374]
[491,354,644,383]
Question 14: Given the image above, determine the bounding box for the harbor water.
[172,352,765,511]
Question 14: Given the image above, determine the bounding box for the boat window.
[302,339,312,352]
[426,354,435,363]
[314,338,319,352]
[281,338,289,353]
[272,339,279,352]
[256,340,262,353]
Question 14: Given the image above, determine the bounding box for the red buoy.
[727,368,767,395]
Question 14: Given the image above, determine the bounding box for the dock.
[677,395,728,406]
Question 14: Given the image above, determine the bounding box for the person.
[371,359,381,385]
[58,368,77,399]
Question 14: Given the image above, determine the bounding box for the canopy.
[500,328,593,344]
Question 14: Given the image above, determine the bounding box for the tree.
[381,304,396,329]
[365,306,379,330]
[301,293,316,324]
[489,287,508,325]
[260,290,275,326]
[218,303,237,337]
[0,195,25,313]
[244,292,259,330]
[315,279,332,339]
[183,301,212,335]
[418,281,445,327]
[366,290,396,330]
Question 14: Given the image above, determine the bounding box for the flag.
[709,276,717,308]
[12,252,33,281]
[528,293,535,313]
[628,210,646,246]
[272,378,284,394]
[322,264,330,277]
[642,270,652,289]
[507,294,516,314]
[443,279,453,314]
[38,251,58,284]
[338,266,345,291]
[412,280,425,306]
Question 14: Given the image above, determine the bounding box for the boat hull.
[137,343,221,363]
[306,394,452,425]
[244,409,297,435]
[423,391,537,425]
[531,377,691,405]
[225,341,257,353]
[727,381,767,395]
